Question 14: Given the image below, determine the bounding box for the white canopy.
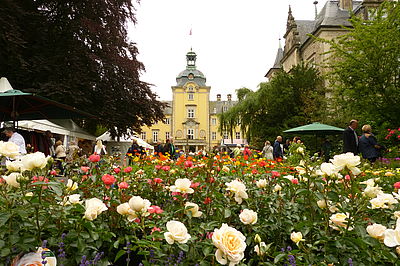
[97,131,153,150]
[17,119,95,140]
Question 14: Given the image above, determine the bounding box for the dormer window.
[188,73,194,80]
[188,86,194,92]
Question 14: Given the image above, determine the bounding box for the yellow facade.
[140,50,245,152]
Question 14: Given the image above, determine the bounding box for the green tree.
[0,0,165,136]
[220,63,325,147]
[323,1,400,130]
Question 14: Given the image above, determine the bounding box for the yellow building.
[141,50,246,152]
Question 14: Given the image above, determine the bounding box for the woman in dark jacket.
[358,125,382,163]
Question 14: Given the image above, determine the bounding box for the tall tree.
[322,1,400,129]
[0,0,165,136]
[220,63,325,147]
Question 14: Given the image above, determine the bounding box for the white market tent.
[97,131,153,155]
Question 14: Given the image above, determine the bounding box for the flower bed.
[1,141,400,265]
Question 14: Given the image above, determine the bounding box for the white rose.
[317,199,327,209]
[360,178,377,187]
[169,178,194,194]
[329,213,352,231]
[6,160,23,172]
[363,186,382,198]
[128,196,151,213]
[3,172,21,188]
[185,202,203,218]
[384,218,400,247]
[226,179,248,204]
[320,163,338,176]
[68,194,82,205]
[221,166,230,173]
[164,221,191,244]
[254,242,267,256]
[330,153,361,175]
[25,192,34,197]
[212,224,246,265]
[367,223,386,241]
[84,198,107,221]
[239,209,258,225]
[370,193,398,209]
[256,179,267,188]
[273,184,282,192]
[117,203,137,221]
[0,141,20,158]
[290,231,305,245]
[394,211,400,219]
[20,152,49,171]
[66,179,78,191]
[296,147,304,155]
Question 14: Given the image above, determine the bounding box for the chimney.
[339,0,353,11]
[217,94,221,101]
[227,94,232,101]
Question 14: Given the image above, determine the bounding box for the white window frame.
[235,132,241,139]
[152,131,158,143]
[223,131,228,139]
[187,108,195,118]
[188,93,194,100]
[165,132,170,140]
[211,118,217,126]
[223,106,228,112]
[212,132,217,140]
[141,132,146,140]
[187,129,194,140]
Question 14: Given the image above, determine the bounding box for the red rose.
[271,171,281,178]
[161,165,171,171]
[50,170,57,176]
[114,168,121,174]
[204,197,212,204]
[118,181,129,189]
[394,182,400,189]
[155,165,162,170]
[291,178,299,185]
[102,174,116,185]
[81,166,90,173]
[153,178,163,184]
[148,205,163,214]
[184,160,193,168]
[124,167,132,173]
[190,182,200,188]
[89,154,100,162]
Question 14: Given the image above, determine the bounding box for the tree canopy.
[322,1,400,130]
[220,63,326,147]
[0,0,165,136]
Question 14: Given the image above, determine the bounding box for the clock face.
[188,73,194,80]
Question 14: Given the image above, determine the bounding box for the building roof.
[176,50,207,86]
[209,100,237,114]
[272,47,284,69]
[314,1,362,29]
[296,20,316,45]
[163,101,172,115]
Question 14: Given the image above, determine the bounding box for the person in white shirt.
[94,140,107,155]
[3,128,27,155]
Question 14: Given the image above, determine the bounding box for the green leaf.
[177,243,189,252]
[224,209,231,218]
[274,253,286,264]
[114,249,126,262]
[0,213,12,227]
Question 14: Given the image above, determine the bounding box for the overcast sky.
[128,0,328,101]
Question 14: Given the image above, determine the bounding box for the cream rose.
[317,199,327,209]
[164,221,191,244]
[296,147,304,155]
[84,198,108,221]
[128,196,151,213]
[0,141,20,158]
[367,223,386,241]
[221,166,230,173]
[5,160,23,172]
[239,209,257,225]
[226,179,248,204]
[290,231,305,245]
[254,242,267,256]
[3,172,21,188]
[185,202,203,218]
[66,179,78,191]
[384,218,400,247]
[370,193,398,209]
[20,152,49,171]
[273,184,282,192]
[256,179,267,188]
[117,202,138,221]
[363,186,382,198]
[320,162,338,176]
[330,152,361,175]
[169,178,194,194]
[329,213,352,231]
[212,224,246,265]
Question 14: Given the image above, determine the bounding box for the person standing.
[94,140,107,155]
[163,138,176,159]
[45,130,56,157]
[55,140,67,175]
[273,136,283,160]
[262,141,274,160]
[3,128,26,155]
[154,141,163,155]
[343,120,359,154]
[358,125,382,163]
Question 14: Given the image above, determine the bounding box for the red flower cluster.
[89,154,100,162]
[102,174,116,186]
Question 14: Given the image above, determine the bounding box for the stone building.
[140,50,245,152]
[265,0,385,80]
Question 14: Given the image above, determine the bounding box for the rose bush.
[1,144,400,265]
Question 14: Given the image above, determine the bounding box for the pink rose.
[394,182,400,189]
[291,178,299,185]
[124,167,132,173]
[81,166,90,173]
[184,160,193,168]
[50,170,57,176]
[118,181,129,189]
[114,168,121,174]
[148,205,163,214]
[190,182,200,188]
[89,154,100,162]
[161,165,171,171]
[153,178,163,184]
[102,174,116,186]
[271,171,281,178]
[155,165,162,170]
